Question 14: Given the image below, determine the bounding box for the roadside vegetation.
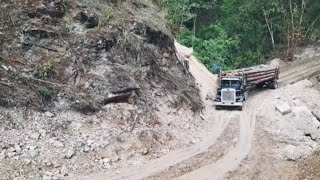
[163,0,320,71]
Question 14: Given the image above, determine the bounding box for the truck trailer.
[214,65,280,110]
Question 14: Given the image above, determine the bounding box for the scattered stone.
[111,155,120,162]
[15,144,22,154]
[275,101,292,115]
[45,111,55,118]
[29,149,39,159]
[73,11,89,23]
[52,140,64,148]
[83,146,90,153]
[30,132,40,140]
[269,58,283,67]
[163,53,170,58]
[65,149,75,159]
[292,98,304,106]
[0,150,6,160]
[87,140,94,147]
[53,161,61,168]
[8,147,15,152]
[85,14,99,29]
[43,159,53,167]
[292,106,320,139]
[141,148,149,155]
[284,145,302,161]
[43,175,52,180]
[60,165,68,176]
[24,159,31,165]
[44,171,54,177]
[102,158,111,165]
[1,64,9,71]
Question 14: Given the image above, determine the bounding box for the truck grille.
[222,89,235,102]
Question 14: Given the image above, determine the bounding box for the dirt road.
[77,44,320,180]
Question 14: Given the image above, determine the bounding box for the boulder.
[292,106,320,139]
[269,58,283,67]
[275,101,292,115]
[283,145,302,161]
[45,111,55,118]
[60,165,68,176]
[65,149,75,159]
[29,149,39,159]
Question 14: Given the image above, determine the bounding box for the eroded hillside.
[0,0,205,179]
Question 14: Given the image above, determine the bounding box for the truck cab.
[214,76,248,110]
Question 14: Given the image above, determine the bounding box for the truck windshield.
[221,80,240,88]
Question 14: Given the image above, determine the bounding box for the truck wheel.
[238,106,243,111]
[215,106,221,110]
[270,81,278,89]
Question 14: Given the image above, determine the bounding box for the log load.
[220,65,280,89]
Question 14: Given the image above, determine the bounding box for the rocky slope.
[0,0,204,179]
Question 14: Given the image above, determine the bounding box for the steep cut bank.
[0,0,206,179]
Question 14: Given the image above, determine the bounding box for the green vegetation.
[37,87,51,100]
[163,0,320,71]
[40,61,54,78]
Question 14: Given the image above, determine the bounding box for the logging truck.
[214,65,280,110]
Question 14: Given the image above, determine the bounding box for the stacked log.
[220,65,279,89]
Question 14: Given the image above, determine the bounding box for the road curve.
[175,55,320,180]
[74,43,320,180]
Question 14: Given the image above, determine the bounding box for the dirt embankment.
[0,1,206,179]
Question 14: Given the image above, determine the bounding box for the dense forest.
[163,0,320,71]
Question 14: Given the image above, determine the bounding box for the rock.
[312,143,319,149]
[275,101,292,115]
[7,152,15,158]
[292,106,320,138]
[24,159,31,165]
[45,111,55,118]
[0,150,6,160]
[85,14,99,29]
[65,149,75,159]
[284,145,302,161]
[8,147,15,152]
[1,64,8,71]
[44,171,54,177]
[29,149,39,159]
[43,175,52,180]
[87,140,94,147]
[311,133,318,141]
[52,140,64,148]
[15,144,22,154]
[43,159,53,167]
[53,161,61,168]
[163,53,170,58]
[292,98,304,106]
[73,11,89,23]
[269,58,283,67]
[111,155,120,162]
[102,158,111,165]
[60,165,68,176]
[83,146,90,153]
[30,132,40,140]
[141,148,149,155]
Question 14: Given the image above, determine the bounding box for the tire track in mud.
[175,58,320,180]
[145,113,240,180]
[174,92,264,180]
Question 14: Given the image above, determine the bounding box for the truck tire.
[270,81,278,89]
[215,106,221,110]
[238,106,243,111]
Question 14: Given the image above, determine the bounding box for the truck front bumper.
[214,101,243,107]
